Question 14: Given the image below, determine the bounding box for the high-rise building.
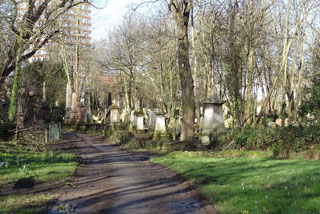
[17,1,92,63]
[17,1,92,122]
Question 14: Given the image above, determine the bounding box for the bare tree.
[0,0,91,89]
[169,0,195,140]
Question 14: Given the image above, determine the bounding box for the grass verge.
[0,141,77,213]
[152,151,320,214]
[0,193,56,214]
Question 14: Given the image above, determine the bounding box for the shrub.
[0,106,15,140]
[224,124,320,154]
[299,74,320,119]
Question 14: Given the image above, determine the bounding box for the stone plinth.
[153,112,168,140]
[78,103,85,123]
[65,107,71,123]
[136,113,144,133]
[201,97,225,145]
[110,106,119,123]
[148,108,158,129]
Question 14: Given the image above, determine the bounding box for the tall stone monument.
[201,95,225,145]
[148,108,158,130]
[77,102,85,123]
[152,112,168,140]
[136,112,144,133]
[70,92,79,123]
[110,105,119,124]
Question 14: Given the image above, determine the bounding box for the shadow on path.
[50,132,217,214]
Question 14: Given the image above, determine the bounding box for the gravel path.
[50,133,217,214]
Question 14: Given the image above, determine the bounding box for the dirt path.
[50,133,217,214]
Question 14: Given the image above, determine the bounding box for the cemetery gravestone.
[110,106,119,123]
[136,112,144,132]
[148,108,158,130]
[153,112,168,140]
[78,103,86,123]
[201,96,225,146]
[49,123,61,141]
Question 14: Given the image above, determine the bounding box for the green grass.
[152,151,320,214]
[0,142,77,213]
[0,193,56,214]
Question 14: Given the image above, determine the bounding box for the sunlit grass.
[0,145,76,185]
[0,193,56,214]
[0,142,77,213]
[152,151,320,214]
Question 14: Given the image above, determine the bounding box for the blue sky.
[91,0,142,41]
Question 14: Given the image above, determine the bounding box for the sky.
[91,0,142,41]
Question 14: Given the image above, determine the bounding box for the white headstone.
[110,108,118,123]
[203,103,224,132]
[148,109,158,128]
[155,113,166,132]
[136,116,144,130]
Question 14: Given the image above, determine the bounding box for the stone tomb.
[77,102,86,123]
[201,96,225,145]
[136,112,145,132]
[152,112,168,140]
[110,106,119,123]
[148,108,158,129]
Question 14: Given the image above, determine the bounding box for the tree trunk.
[246,47,255,124]
[8,34,23,122]
[174,5,195,141]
